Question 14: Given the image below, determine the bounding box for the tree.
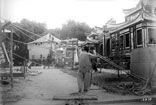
[60,20,91,41]
[15,19,47,42]
[11,19,47,65]
[48,28,61,39]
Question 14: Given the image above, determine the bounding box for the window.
[120,35,124,48]
[148,28,156,44]
[66,51,72,58]
[125,33,130,47]
[112,39,116,50]
[111,34,116,50]
[136,29,142,45]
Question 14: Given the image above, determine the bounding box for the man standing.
[43,57,46,69]
[77,46,97,93]
[47,54,51,69]
[90,47,98,72]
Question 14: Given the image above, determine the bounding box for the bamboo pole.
[10,28,14,88]
[72,41,74,69]
[23,60,26,79]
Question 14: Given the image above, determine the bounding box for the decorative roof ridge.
[110,13,143,33]
[94,26,103,29]
[142,9,156,21]
[106,22,125,28]
[123,5,142,17]
[86,37,99,44]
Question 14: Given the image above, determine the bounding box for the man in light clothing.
[77,46,98,93]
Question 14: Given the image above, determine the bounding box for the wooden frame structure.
[0,22,27,87]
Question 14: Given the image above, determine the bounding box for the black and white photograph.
[0,0,156,105]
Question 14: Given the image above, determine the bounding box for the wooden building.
[103,0,156,69]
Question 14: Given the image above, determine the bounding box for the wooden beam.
[2,42,10,64]
[0,73,24,78]
[10,28,13,88]
[53,95,98,100]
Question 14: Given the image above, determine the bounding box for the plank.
[89,97,156,104]
[53,94,98,100]
[0,73,24,77]
[13,73,25,77]
[0,73,10,77]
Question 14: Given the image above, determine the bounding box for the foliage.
[13,19,47,42]
[11,19,47,65]
[60,20,91,41]
[48,28,61,39]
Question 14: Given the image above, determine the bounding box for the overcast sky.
[0,0,139,29]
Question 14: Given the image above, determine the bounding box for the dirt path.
[0,67,77,105]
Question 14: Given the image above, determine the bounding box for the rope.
[5,49,43,66]
[116,64,156,96]
[11,24,42,38]
[13,53,42,66]
[6,37,51,50]
[11,25,36,41]
[6,37,28,45]
[0,17,42,39]
[11,24,54,44]
[1,17,58,52]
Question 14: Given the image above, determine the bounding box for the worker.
[47,54,51,69]
[43,57,46,69]
[90,47,98,72]
[77,46,98,93]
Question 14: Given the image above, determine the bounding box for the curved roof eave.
[110,13,143,33]
[123,6,142,17]
[86,36,100,44]
[143,10,156,21]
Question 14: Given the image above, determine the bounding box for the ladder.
[97,53,125,70]
[96,53,146,81]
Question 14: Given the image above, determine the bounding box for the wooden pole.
[50,35,53,67]
[23,60,26,79]
[71,41,74,70]
[103,33,105,56]
[25,60,28,73]
[10,28,14,88]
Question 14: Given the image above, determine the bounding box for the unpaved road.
[0,67,155,105]
[0,67,78,105]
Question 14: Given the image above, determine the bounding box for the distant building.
[82,26,103,55]
[28,34,61,61]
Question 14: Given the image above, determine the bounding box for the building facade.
[103,0,156,69]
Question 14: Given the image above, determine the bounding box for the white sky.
[0,0,139,29]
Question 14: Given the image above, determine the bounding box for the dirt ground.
[0,66,78,105]
[0,66,155,105]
